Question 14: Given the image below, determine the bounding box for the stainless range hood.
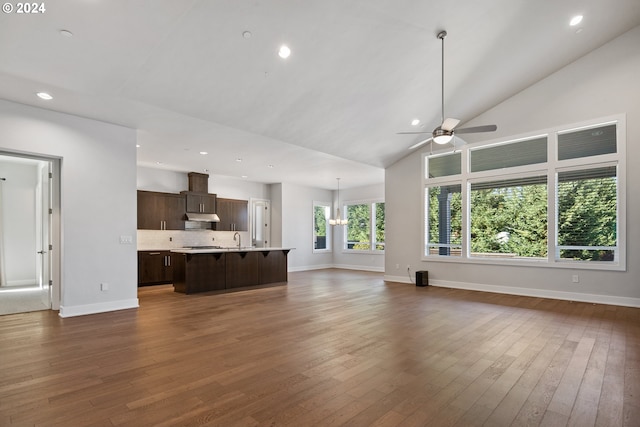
[185,213,220,222]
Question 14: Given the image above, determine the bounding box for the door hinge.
[49,208,53,214]
[49,280,53,287]
[49,244,53,251]
[49,172,53,179]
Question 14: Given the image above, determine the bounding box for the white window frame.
[422,114,626,271]
[312,201,332,253]
[342,199,385,254]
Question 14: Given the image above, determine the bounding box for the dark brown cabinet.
[172,249,290,294]
[172,252,225,294]
[259,250,289,284]
[185,193,216,214]
[138,251,173,285]
[137,191,185,230]
[216,198,248,231]
[225,251,259,289]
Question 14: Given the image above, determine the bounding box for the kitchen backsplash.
[137,230,251,250]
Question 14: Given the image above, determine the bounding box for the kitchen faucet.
[233,231,241,249]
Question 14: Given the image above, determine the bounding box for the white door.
[251,199,271,248]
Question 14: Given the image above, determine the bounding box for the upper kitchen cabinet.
[216,198,248,231]
[137,190,185,230]
[185,192,217,214]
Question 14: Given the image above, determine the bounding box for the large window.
[313,202,331,252]
[344,201,385,251]
[423,118,625,270]
[470,177,547,259]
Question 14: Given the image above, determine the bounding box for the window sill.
[421,254,625,271]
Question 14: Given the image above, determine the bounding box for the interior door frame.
[0,150,61,310]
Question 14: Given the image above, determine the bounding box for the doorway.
[0,153,55,315]
[251,199,271,248]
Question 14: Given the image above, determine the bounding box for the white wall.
[0,161,37,285]
[0,99,138,316]
[137,166,269,200]
[385,26,640,306]
[278,182,334,271]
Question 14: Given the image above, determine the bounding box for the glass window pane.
[427,153,461,178]
[557,167,617,261]
[471,137,547,172]
[426,184,462,256]
[470,177,547,259]
[346,204,370,250]
[313,204,330,250]
[558,124,616,160]
[374,202,385,251]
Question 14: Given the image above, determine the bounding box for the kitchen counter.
[170,247,293,254]
[171,248,293,294]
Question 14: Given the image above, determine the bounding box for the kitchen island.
[170,247,292,294]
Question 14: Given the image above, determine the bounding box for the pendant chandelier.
[329,178,348,226]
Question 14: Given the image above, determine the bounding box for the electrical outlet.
[100,283,109,291]
[407,265,411,271]
[572,275,579,283]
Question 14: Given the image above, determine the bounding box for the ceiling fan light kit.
[398,30,497,150]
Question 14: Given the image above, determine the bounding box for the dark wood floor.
[0,269,638,426]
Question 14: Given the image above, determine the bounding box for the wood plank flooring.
[0,269,638,426]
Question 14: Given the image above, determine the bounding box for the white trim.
[4,279,37,286]
[289,264,334,272]
[382,275,640,308]
[58,298,139,318]
[423,114,626,271]
[290,264,384,273]
[332,264,385,273]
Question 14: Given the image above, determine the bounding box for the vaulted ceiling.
[1,0,639,189]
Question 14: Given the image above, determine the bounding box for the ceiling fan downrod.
[437,30,447,125]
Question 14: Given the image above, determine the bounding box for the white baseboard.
[383,275,640,308]
[333,264,385,273]
[290,264,384,273]
[289,264,334,272]
[58,298,139,318]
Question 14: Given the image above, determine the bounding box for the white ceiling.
[1,0,639,190]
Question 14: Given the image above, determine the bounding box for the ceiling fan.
[398,30,497,150]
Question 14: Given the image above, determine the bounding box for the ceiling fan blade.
[455,124,497,134]
[408,137,433,150]
[397,131,430,135]
[441,118,460,131]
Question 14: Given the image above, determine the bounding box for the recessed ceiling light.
[411,119,420,126]
[241,175,248,179]
[242,31,252,39]
[136,144,141,148]
[156,161,163,165]
[570,15,583,26]
[199,151,208,155]
[59,29,73,38]
[278,45,291,59]
[268,164,274,168]
[36,92,53,100]
[236,158,243,162]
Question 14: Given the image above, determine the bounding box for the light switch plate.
[119,235,133,244]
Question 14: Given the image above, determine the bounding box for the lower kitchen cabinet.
[225,251,259,289]
[172,249,290,294]
[138,251,173,285]
[172,252,225,294]
[258,250,289,284]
